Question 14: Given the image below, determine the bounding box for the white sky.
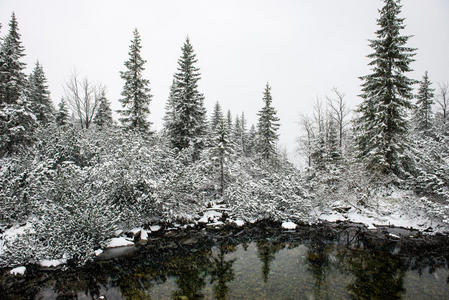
[1,0,448,163]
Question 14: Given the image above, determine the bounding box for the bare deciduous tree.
[64,72,104,129]
[326,88,350,149]
[436,82,448,126]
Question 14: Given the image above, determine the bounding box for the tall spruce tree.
[118,29,152,133]
[413,71,434,133]
[257,83,280,160]
[167,38,207,153]
[210,101,223,132]
[163,79,177,134]
[0,13,26,106]
[56,98,70,127]
[246,124,257,157]
[93,90,113,128]
[210,118,234,195]
[26,61,54,125]
[355,0,416,174]
[0,13,36,155]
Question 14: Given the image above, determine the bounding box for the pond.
[1,224,449,299]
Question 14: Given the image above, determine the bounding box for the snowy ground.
[316,188,447,233]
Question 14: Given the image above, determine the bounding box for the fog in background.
[1,0,448,165]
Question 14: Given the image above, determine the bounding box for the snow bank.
[106,237,134,248]
[282,221,297,230]
[10,266,26,276]
[39,259,67,268]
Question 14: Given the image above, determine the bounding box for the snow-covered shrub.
[154,147,215,222]
[225,158,314,223]
[410,133,449,201]
[1,162,120,266]
[0,153,56,226]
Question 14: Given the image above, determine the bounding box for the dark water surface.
[1,225,449,299]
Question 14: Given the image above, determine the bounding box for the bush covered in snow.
[225,158,314,223]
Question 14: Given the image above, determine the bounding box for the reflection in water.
[1,230,449,299]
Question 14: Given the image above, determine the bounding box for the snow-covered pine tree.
[118,29,152,133]
[210,101,223,132]
[311,130,326,169]
[210,118,234,195]
[0,13,36,155]
[0,13,26,106]
[256,83,280,160]
[163,79,177,136]
[413,71,434,133]
[246,124,257,157]
[93,90,113,128]
[233,114,243,155]
[56,98,70,127]
[26,61,54,125]
[226,110,232,131]
[355,0,416,175]
[168,38,207,154]
[327,116,341,161]
[240,112,248,156]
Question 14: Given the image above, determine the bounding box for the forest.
[0,0,448,269]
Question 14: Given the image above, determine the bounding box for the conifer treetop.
[118,28,152,133]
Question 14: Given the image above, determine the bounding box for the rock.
[282,221,297,230]
[10,266,26,276]
[181,237,198,245]
[106,237,134,248]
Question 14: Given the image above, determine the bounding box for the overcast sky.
[1,0,448,163]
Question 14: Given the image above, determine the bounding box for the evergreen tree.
[240,112,248,156]
[56,98,70,127]
[93,90,113,128]
[210,101,223,132]
[0,13,26,106]
[311,131,326,169]
[118,29,152,133]
[233,115,242,154]
[168,38,207,154]
[26,61,54,125]
[246,124,257,157]
[256,83,280,160]
[226,109,232,132]
[413,71,434,133]
[210,118,234,195]
[355,0,416,174]
[163,79,177,135]
[327,117,341,161]
[0,13,36,155]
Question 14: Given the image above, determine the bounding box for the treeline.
[0,0,449,267]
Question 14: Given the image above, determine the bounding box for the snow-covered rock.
[94,249,103,256]
[281,221,297,230]
[233,219,245,227]
[129,228,142,237]
[198,210,222,224]
[140,229,148,241]
[39,259,67,268]
[106,237,134,248]
[150,225,161,232]
[10,266,26,276]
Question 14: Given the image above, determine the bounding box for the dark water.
[2,226,449,299]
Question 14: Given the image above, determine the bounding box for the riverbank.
[2,220,449,299]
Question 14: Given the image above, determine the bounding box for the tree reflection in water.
[1,230,449,300]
